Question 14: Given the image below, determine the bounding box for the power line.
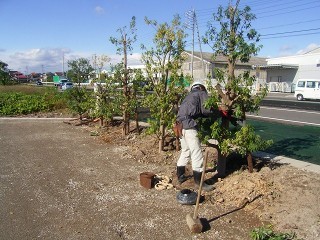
[256,4,320,18]
[252,0,319,15]
[261,27,320,37]
[186,1,320,41]
[261,31,320,40]
[258,18,320,30]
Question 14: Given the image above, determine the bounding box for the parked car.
[57,79,69,88]
[61,82,73,90]
[294,79,320,101]
[36,80,43,86]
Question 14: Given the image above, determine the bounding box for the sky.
[1,0,320,74]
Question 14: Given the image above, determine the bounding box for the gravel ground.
[1,118,319,240]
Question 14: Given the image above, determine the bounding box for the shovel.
[185,150,208,233]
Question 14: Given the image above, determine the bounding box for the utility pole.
[92,54,97,79]
[186,9,206,80]
[62,53,65,76]
[194,11,206,79]
[186,10,195,78]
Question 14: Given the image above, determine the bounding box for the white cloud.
[1,48,142,73]
[2,48,72,73]
[278,45,295,57]
[94,6,105,15]
[102,53,142,67]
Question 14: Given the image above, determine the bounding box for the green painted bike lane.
[249,119,320,165]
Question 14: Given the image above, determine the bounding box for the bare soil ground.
[1,117,319,239]
[81,119,320,240]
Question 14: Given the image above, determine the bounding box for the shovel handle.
[193,150,208,219]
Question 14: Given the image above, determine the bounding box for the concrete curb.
[253,151,320,175]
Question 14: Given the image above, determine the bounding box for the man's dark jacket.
[177,89,218,129]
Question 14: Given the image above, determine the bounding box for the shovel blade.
[186,213,203,233]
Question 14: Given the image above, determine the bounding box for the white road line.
[247,114,320,126]
[260,106,320,114]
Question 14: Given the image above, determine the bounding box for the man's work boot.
[176,166,189,184]
[193,171,214,192]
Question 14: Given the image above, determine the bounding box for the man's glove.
[219,107,244,126]
[219,108,232,119]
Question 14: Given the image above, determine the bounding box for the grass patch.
[0,84,70,116]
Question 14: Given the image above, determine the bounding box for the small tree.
[67,58,94,85]
[66,58,95,121]
[0,61,11,85]
[92,70,122,127]
[110,16,137,136]
[141,15,189,153]
[65,87,94,121]
[202,0,272,174]
[0,71,11,85]
[129,67,147,133]
[92,54,111,81]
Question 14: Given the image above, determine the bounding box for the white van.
[294,79,320,101]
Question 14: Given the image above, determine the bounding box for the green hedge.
[0,89,68,116]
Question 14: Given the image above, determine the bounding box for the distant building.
[181,51,268,91]
[253,47,320,92]
[9,71,28,83]
[54,72,65,77]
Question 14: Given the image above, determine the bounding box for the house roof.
[252,64,299,69]
[303,47,320,55]
[184,51,267,66]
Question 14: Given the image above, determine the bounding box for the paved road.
[263,93,320,112]
[248,107,320,126]
[249,93,320,126]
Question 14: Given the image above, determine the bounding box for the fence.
[267,82,294,93]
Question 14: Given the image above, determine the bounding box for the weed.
[250,225,298,240]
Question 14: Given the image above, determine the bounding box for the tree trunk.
[122,111,127,136]
[122,34,130,136]
[247,152,253,173]
[135,108,139,134]
[217,147,226,177]
[100,116,104,127]
[217,117,230,176]
[158,124,165,153]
